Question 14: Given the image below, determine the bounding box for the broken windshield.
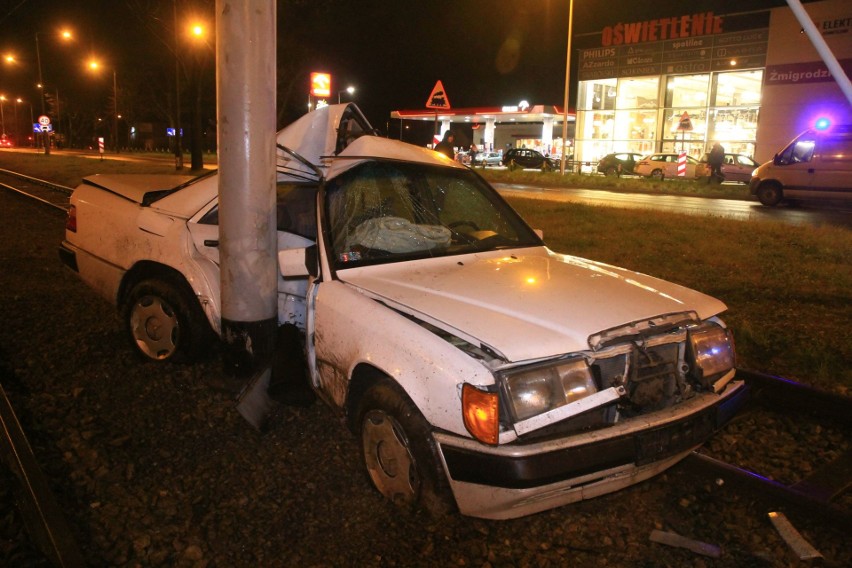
[325,161,541,268]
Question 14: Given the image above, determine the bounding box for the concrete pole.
[216,0,278,428]
[785,0,852,105]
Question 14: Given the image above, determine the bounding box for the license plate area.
[635,407,716,464]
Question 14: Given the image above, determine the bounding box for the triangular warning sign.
[426,80,451,110]
[677,111,693,131]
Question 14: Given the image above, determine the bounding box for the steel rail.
[0,167,74,194]
[739,368,852,427]
[680,451,851,528]
[0,383,85,567]
[672,368,852,528]
[0,180,69,212]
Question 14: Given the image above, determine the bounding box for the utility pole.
[217,0,278,428]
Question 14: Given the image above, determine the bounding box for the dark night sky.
[1,0,805,139]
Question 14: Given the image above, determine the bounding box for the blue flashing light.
[814,117,831,131]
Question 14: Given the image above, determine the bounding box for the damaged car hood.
[340,247,726,362]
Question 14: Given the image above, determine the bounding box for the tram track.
[0,168,73,212]
[3,365,849,566]
[679,370,852,523]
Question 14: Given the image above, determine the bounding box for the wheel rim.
[651,169,663,180]
[362,410,419,504]
[130,295,179,359]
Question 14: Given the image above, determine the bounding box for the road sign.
[38,115,51,127]
[677,112,693,131]
[677,151,687,177]
[426,80,451,110]
[33,124,53,133]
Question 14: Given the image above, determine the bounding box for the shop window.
[579,79,617,111]
[616,77,659,110]
[665,75,710,108]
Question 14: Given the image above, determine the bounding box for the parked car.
[59,103,745,520]
[634,152,699,179]
[502,148,559,171]
[596,152,643,176]
[472,151,502,167]
[750,124,852,206]
[696,153,759,184]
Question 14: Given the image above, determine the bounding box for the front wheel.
[358,379,454,516]
[756,183,783,206]
[124,277,211,362]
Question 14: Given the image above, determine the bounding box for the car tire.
[650,168,664,180]
[756,182,783,206]
[604,166,618,177]
[124,277,211,363]
[357,378,455,517]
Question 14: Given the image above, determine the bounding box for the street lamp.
[34,28,73,155]
[559,0,574,175]
[338,85,355,104]
[88,60,120,152]
[0,96,6,138]
[14,98,22,146]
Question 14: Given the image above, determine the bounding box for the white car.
[635,152,699,179]
[60,104,745,520]
[472,151,502,166]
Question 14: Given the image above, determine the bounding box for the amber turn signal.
[462,383,499,445]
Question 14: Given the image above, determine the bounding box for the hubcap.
[130,295,179,359]
[362,410,418,504]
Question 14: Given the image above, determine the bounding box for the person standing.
[434,131,455,160]
[708,142,725,183]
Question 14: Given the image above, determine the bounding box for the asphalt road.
[494,183,852,229]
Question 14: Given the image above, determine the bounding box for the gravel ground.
[1,189,850,567]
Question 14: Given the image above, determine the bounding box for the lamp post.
[338,85,355,104]
[34,29,72,156]
[173,0,183,169]
[0,96,6,138]
[559,0,574,175]
[88,60,120,152]
[14,98,22,146]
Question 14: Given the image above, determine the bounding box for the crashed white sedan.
[60,104,746,520]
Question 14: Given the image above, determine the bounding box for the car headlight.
[502,358,597,422]
[688,322,736,387]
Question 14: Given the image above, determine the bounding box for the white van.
[750,124,852,206]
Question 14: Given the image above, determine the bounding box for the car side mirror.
[278,245,318,278]
[773,153,781,165]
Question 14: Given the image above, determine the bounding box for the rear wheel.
[124,278,211,362]
[358,378,454,516]
[756,182,783,206]
[650,168,664,180]
[604,166,619,177]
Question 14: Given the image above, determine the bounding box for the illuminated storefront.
[574,0,850,164]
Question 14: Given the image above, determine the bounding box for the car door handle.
[203,239,219,247]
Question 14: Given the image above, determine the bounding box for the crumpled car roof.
[276,103,463,182]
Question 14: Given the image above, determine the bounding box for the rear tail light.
[65,205,77,233]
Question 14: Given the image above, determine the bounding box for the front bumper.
[435,380,748,519]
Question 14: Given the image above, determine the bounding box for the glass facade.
[576,70,764,163]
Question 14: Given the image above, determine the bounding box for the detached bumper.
[435,380,748,519]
